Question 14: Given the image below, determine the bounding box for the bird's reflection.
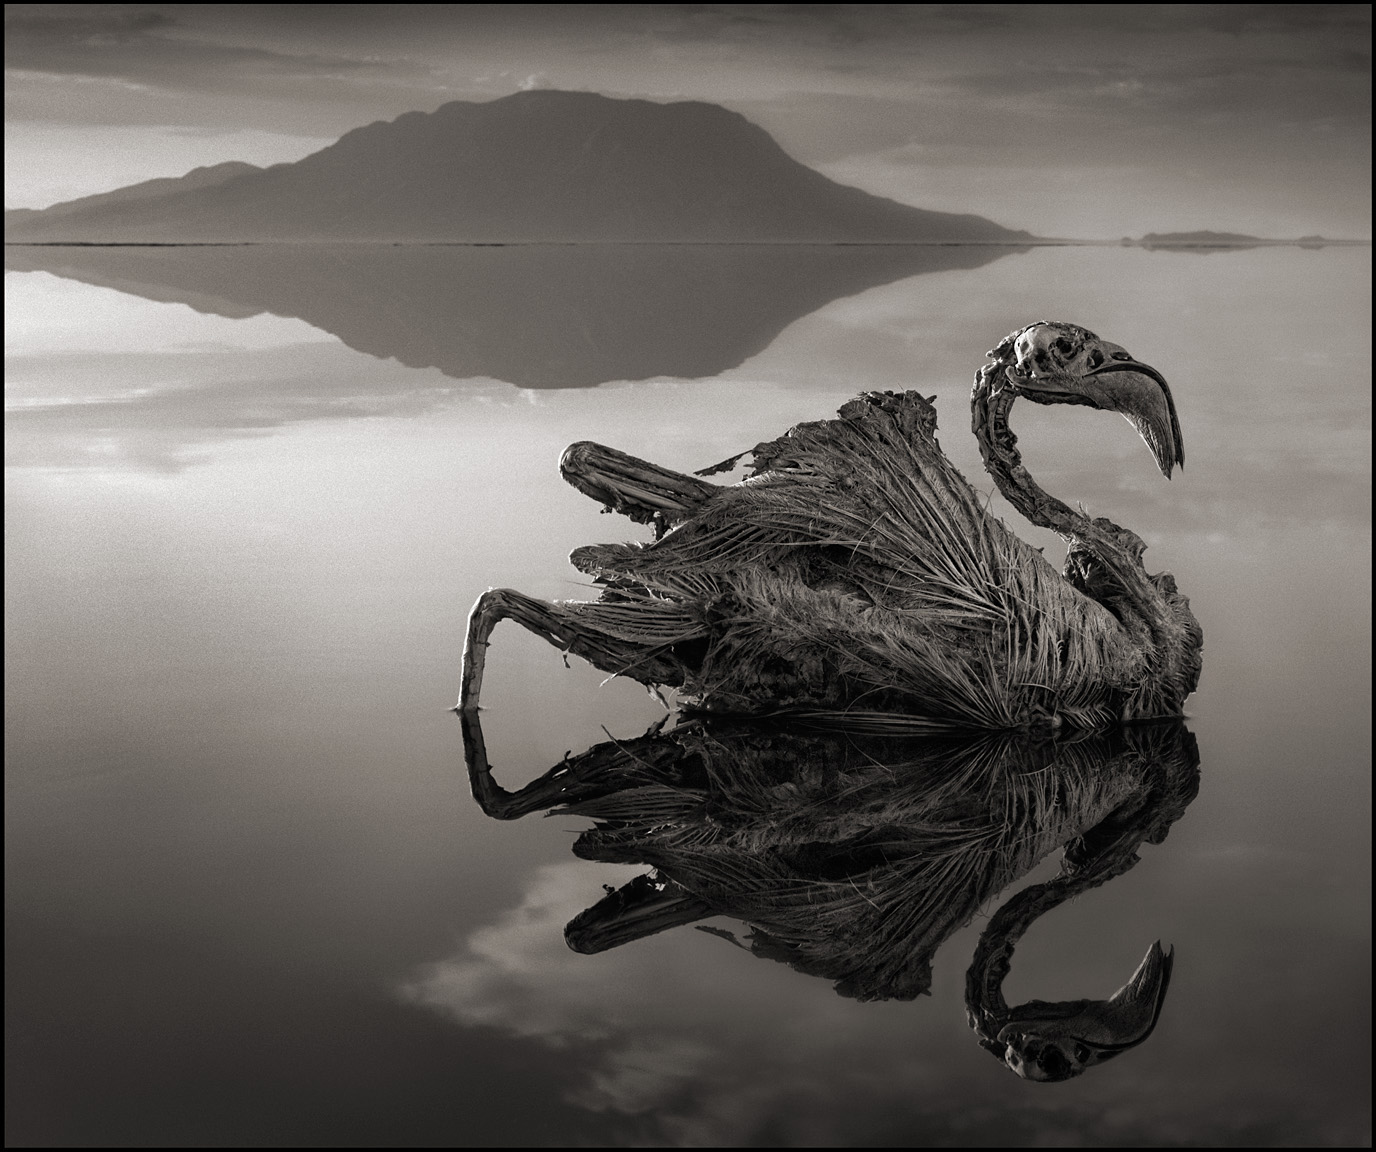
[462,711,1199,1080]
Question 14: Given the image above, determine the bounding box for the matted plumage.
[459,322,1203,729]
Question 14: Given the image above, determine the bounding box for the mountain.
[4,242,1026,388]
[1123,231,1365,254]
[1135,230,1264,245]
[4,162,260,232]
[4,91,1030,243]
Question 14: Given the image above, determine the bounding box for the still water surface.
[6,244,1371,1145]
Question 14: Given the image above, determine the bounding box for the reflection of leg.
[459,703,600,820]
[458,588,640,818]
[560,441,718,529]
[459,714,678,821]
[457,705,518,818]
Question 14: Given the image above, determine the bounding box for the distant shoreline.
[5,239,1370,249]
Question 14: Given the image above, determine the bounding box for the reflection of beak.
[996,935,1177,1068]
[1096,939,1174,1050]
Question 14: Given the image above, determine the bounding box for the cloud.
[5,4,1368,235]
[402,862,653,1043]
[398,861,939,1134]
[396,856,1370,1145]
[3,5,451,137]
[8,242,1369,541]
[401,861,755,1121]
[3,342,471,471]
[4,7,384,86]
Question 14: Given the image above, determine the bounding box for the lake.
[5,243,1370,1146]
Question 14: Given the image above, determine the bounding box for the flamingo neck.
[970,365,1160,630]
[966,813,1154,1031]
[966,724,1200,1031]
[966,867,1087,1024]
[970,365,1096,541]
[969,364,1206,718]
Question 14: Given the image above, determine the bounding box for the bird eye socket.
[1053,337,1075,358]
[1039,1047,1071,1077]
[1085,349,1104,370]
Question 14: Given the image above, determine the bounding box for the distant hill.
[1135,231,1265,245]
[1120,231,1364,254]
[4,162,261,233]
[3,92,1031,244]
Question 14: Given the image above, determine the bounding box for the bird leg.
[560,440,718,534]
[460,587,687,715]
[459,586,689,814]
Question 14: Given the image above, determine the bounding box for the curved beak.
[1088,357,1168,390]
[1085,359,1186,479]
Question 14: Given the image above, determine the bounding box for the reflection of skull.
[989,941,1175,1082]
[1001,1031,1097,1082]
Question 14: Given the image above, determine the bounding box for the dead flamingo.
[459,322,1202,729]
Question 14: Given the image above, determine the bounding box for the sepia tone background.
[6,5,1371,1146]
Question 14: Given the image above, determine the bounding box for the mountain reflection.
[464,713,1199,1080]
[5,243,1022,389]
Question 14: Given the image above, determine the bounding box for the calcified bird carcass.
[460,322,1203,729]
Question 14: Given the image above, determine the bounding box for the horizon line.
[5,238,1372,249]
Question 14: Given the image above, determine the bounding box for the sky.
[4,4,1371,238]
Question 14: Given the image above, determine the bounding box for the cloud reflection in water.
[403,718,1199,1135]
